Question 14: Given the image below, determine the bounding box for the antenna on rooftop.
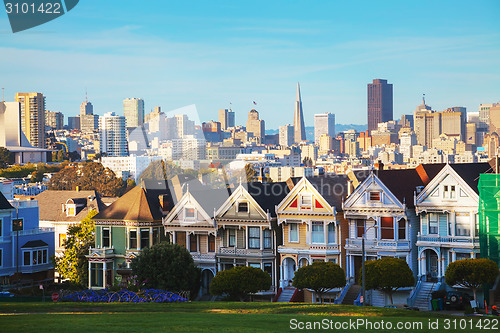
[85,88,88,103]
[423,93,426,105]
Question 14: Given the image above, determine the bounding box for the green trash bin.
[431,299,439,311]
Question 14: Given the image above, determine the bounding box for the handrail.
[353,289,363,306]
[334,281,351,305]
[272,287,283,302]
[407,278,422,307]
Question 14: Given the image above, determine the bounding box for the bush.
[131,243,201,299]
[292,261,346,303]
[210,266,271,301]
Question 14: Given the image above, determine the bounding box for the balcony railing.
[217,247,274,257]
[309,245,340,251]
[190,253,216,261]
[13,227,54,236]
[345,238,410,250]
[9,200,39,208]
[88,248,115,256]
[417,235,478,245]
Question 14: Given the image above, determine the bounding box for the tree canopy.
[131,243,201,298]
[292,261,346,303]
[139,160,183,183]
[0,147,14,168]
[210,266,271,301]
[54,210,97,286]
[361,257,415,305]
[445,258,499,302]
[48,161,126,196]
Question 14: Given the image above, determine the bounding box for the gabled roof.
[245,181,290,217]
[187,187,231,218]
[0,191,14,210]
[36,190,105,222]
[22,240,48,248]
[94,184,173,221]
[449,163,492,194]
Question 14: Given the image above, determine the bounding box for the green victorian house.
[87,180,175,289]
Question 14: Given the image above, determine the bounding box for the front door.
[426,250,438,280]
[353,256,362,284]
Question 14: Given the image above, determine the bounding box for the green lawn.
[0,302,497,332]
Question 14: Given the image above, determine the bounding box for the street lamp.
[361,224,378,306]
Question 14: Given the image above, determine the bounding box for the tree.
[57,149,65,162]
[30,170,44,183]
[210,266,271,301]
[0,147,14,168]
[54,210,97,286]
[361,257,415,305]
[302,157,313,167]
[292,261,346,303]
[445,258,499,303]
[131,243,201,298]
[244,163,257,182]
[139,160,183,183]
[48,162,126,196]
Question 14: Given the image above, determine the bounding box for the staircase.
[413,282,435,311]
[370,290,386,307]
[276,287,296,302]
[342,284,361,305]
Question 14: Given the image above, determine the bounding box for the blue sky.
[1,0,499,129]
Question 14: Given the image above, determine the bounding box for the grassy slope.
[0,302,493,333]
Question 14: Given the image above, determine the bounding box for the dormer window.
[443,185,456,199]
[237,202,249,213]
[300,194,312,209]
[369,191,381,201]
[185,208,195,219]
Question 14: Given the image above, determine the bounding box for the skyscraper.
[246,109,265,144]
[80,100,93,116]
[45,111,64,130]
[314,113,335,143]
[15,92,45,148]
[218,108,235,130]
[293,82,306,143]
[123,98,144,128]
[367,79,393,132]
[99,112,128,157]
[279,124,294,147]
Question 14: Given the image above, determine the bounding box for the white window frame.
[368,191,381,202]
[300,194,312,210]
[311,221,324,244]
[102,227,111,248]
[289,223,299,243]
[237,201,249,213]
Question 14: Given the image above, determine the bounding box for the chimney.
[76,185,80,192]
[377,160,384,171]
[347,180,354,197]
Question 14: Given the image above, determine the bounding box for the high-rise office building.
[441,107,466,141]
[99,112,128,157]
[218,108,235,130]
[45,111,64,130]
[246,109,265,144]
[80,101,93,116]
[15,92,45,148]
[367,79,393,132]
[314,113,335,143]
[145,106,163,123]
[123,98,144,128]
[293,82,306,143]
[279,124,294,147]
[67,116,80,130]
[80,114,99,133]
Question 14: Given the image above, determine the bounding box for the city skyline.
[0,1,499,129]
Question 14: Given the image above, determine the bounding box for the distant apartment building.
[218,108,235,130]
[101,155,162,181]
[279,124,294,147]
[67,116,80,130]
[99,112,128,157]
[246,109,265,144]
[172,135,206,160]
[45,111,64,130]
[314,113,335,144]
[123,98,144,128]
[15,92,46,148]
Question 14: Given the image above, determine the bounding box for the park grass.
[0,302,494,332]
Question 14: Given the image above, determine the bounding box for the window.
[228,229,236,247]
[140,228,150,249]
[67,206,76,216]
[264,229,272,249]
[450,186,456,199]
[289,223,299,242]
[264,263,273,276]
[311,221,324,244]
[443,185,449,198]
[429,214,438,234]
[23,249,48,266]
[13,218,23,232]
[456,253,470,261]
[398,219,406,240]
[59,234,66,247]
[185,208,195,219]
[90,263,103,288]
[189,234,197,252]
[475,214,479,235]
[327,223,336,244]
[102,228,110,248]
[0,218,2,237]
[356,220,365,238]
[455,214,471,236]
[328,258,337,263]
[129,229,137,249]
[237,202,248,213]
[152,227,160,245]
[208,234,215,252]
[369,191,380,201]
[443,185,457,199]
[300,194,312,209]
[0,249,2,267]
[380,217,394,240]
[23,251,30,266]
[248,227,260,249]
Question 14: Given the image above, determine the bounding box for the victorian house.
[276,173,368,302]
[414,163,491,282]
[342,164,443,306]
[87,181,173,289]
[214,181,290,295]
[163,185,230,297]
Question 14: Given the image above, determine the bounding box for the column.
[88,262,92,289]
[103,262,107,288]
[245,227,248,249]
[260,226,264,251]
[186,232,190,252]
[279,259,284,288]
[324,221,328,245]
